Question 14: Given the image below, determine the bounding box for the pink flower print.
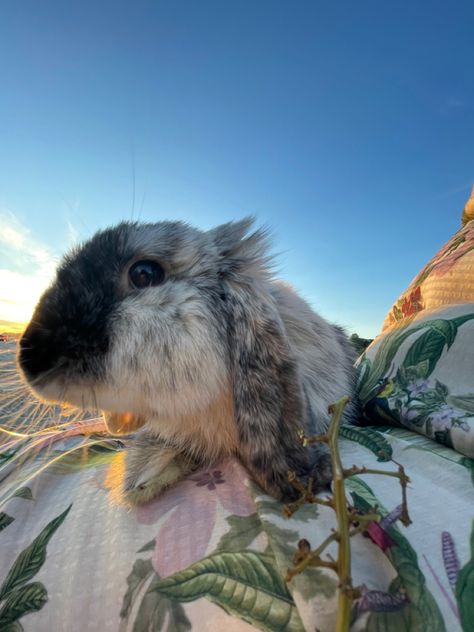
[400,286,424,318]
[407,222,474,290]
[135,458,255,577]
[431,224,474,277]
[407,379,429,397]
[364,521,396,552]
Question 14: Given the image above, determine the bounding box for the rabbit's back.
[271,281,357,435]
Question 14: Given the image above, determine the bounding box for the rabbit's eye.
[129,260,165,289]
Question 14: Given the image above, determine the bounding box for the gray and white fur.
[18,218,357,504]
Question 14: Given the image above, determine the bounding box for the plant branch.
[284,396,412,632]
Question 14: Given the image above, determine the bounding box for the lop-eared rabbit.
[19,219,356,504]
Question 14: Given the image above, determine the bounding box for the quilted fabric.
[383,188,474,332]
[1,417,473,632]
[359,190,474,457]
[357,304,474,458]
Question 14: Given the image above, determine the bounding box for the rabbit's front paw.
[122,438,194,505]
[123,457,188,505]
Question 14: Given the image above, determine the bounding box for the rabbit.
[18,218,357,505]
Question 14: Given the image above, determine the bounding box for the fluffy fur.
[18,218,357,503]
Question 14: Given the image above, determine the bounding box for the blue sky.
[1,1,473,337]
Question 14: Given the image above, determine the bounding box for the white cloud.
[0,210,57,275]
[0,210,58,323]
[0,269,52,322]
[66,218,80,247]
[62,197,83,248]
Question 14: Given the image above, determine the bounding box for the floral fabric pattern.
[1,415,473,631]
[357,304,474,458]
[134,459,254,577]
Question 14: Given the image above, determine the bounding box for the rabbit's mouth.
[23,373,151,420]
[102,411,146,435]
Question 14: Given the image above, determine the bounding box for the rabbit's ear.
[226,289,311,501]
[208,217,255,252]
[208,218,272,282]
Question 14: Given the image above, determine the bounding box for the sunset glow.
[0,269,50,325]
[0,211,57,332]
[1,4,473,339]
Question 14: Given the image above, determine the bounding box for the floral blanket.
[1,418,473,631]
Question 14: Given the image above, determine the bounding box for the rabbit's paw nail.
[123,460,185,505]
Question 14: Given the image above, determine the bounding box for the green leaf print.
[339,425,393,461]
[216,513,264,552]
[0,504,71,601]
[121,558,154,620]
[396,363,430,389]
[402,328,449,377]
[150,551,305,632]
[120,558,191,632]
[358,326,423,403]
[249,504,337,601]
[0,447,20,468]
[356,354,372,392]
[46,440,121,474]
[137,539,156,553]
[447,394,474,415]
[346,477,446,632]
[2,622,23,632]
[377,428,474,484]
[452,313,474,329]
[0,513,14,532]
[456,520,474,632]
[358,314,474,405]
[459,457,474,487]
[252,489,319,524]
[11,488,34,501]
[0,582,47,627]
[135,574,192,632]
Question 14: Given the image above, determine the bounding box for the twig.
[284,396,412,632]
[326,397,354,629]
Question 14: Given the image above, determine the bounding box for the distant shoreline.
[0,320,25,338]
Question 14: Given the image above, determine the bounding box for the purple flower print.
[407,379,429,397]
[430,404,457,430]
[451,418,471,433]
[191,470,226,490]
[356,584,408,614]
[135,458,255,577]
[400,404,420,423]
[380,504,403,530]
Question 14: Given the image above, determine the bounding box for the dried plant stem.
[343,465,408,480]
[302,433,328,446]
[344,466,399,478]
[285,396,412,632]
[286,531,340,580]
[326,396,354,630]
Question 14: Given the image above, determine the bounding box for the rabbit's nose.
[18,321,60,381]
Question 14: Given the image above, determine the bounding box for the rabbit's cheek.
[103,295,229,419]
